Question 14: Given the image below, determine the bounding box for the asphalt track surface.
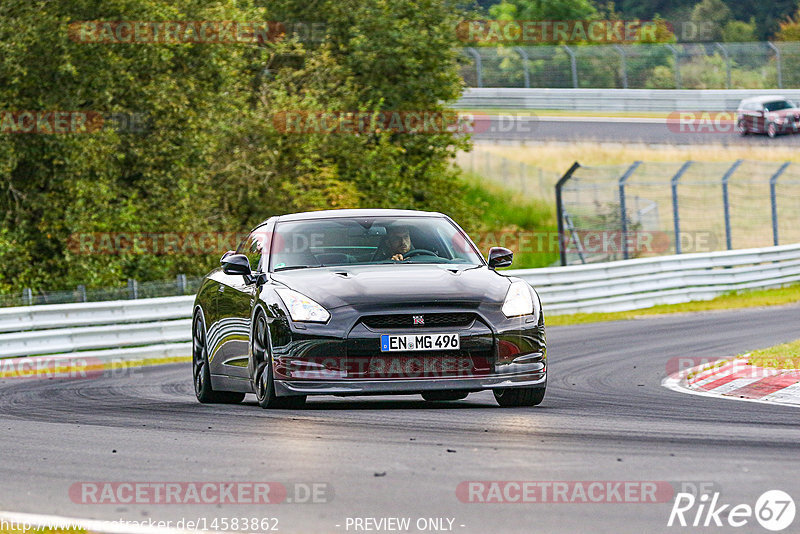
[1,304,800,533]
[472,115,800,145]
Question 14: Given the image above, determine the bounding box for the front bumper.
[275,361,545,396]
[269,306,547,397]
[274,351,546,396]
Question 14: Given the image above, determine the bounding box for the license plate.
[380,333,460,352]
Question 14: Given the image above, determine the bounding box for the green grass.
[546,283,800,326]
[748,339,800,370]
[460,171,558,269]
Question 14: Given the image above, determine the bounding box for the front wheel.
[494,386,545,407]
[252,314,306,410]
[737,119,748,136]
[193,315,244,404]
[767,122,777,138]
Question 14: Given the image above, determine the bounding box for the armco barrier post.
[176,274,187,294]
[768,42,783,89]
[618,161,642,260]
[721,159,743,250]
[77,284,87,303]
[770,161,791,246]
[514,47,530,88]
[614,45,628,89]
[23,288,32,306]
[666,44,681,89]
[714,43,732,89]
[464,47,482,88]
[563,45,578,89]
[128,278,138,300]
[556,162,582,266]
[671,161,693,254]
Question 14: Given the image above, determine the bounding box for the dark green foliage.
[0,0,498,293]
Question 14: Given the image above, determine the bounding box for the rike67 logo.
[668,490,795,531]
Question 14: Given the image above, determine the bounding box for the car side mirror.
[488,247,513,269]
[221,253,252,276]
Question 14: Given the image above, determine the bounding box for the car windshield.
[269,216,484,271]
[764,100,794,111]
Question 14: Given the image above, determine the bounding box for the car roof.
[259,208,447,226]
[740,95,790,104]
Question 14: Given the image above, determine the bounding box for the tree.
[776,8,800,41]
[722,18,757,42]
[488,0,598,21]
[690,0,732,41]
[0,0,473,292]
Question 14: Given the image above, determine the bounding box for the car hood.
[768,108,800,118]
[270,264,512,310]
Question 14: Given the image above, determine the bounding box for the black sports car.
[192,209,546,408]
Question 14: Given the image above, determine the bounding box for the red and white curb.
[662,355,800,407]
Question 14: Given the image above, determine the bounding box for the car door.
[753,104,767,132]
[199,269,227,363]
[215,224,271,381]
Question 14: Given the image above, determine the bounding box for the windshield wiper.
[273,264,324,272]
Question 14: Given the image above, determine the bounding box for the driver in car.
[385,226,413,261]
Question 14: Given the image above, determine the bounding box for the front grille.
[361,313,475,329]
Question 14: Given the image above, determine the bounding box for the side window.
[236,226,270,271]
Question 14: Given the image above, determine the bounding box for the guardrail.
[514,243,800,314]
[0,296,194,363]
[1,243,798,362]
[454,88,800,112]
[0,296,193,333]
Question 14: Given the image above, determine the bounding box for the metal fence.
[460,42,800,89]
[556,160,800,265]
[0,274,202,308]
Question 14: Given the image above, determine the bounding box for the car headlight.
[502,281,540,319]
[275,288,330,323]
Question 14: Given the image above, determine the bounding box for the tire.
[252,313,306,410]
[493,386,545,407]
[193,314,245,404]
[767,122,777,138]
[421,391,469,401]
[737,119,748,136]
